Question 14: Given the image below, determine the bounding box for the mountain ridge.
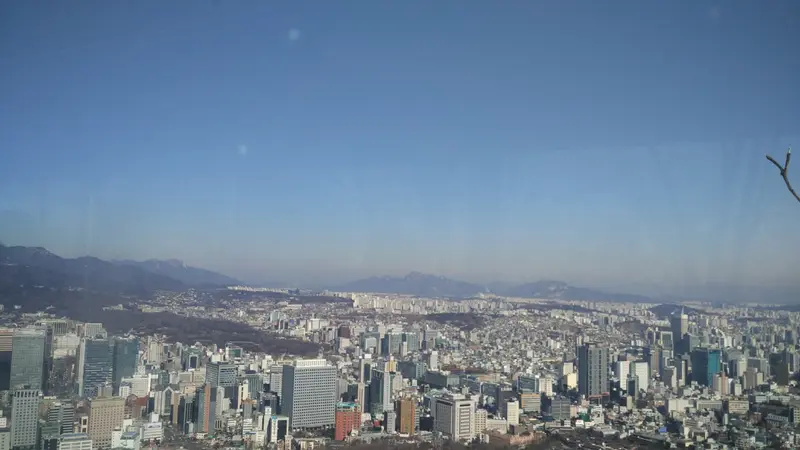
[335,272,653,301]
[0,244,241,296]
[114,258,241,287]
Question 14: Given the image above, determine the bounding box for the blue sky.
[1,1,799,287]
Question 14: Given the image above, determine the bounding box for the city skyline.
[2,2,799,287]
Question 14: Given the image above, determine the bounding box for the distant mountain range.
[0,244,240,295]
[114,259,241,287]
[336,272,490,298]
[335,272,653,301]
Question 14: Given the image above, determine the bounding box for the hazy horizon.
[2,2,799,289]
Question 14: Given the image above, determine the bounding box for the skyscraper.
[87,397,124,449]
[671,309,689,354]
[397,397,416,435]
[369,369,393,415]
[578,342,609,398]
[281,359,337,430]
[10,388,42,450]
[205,362,237,388]
[691,348,721,387]
[77,338,112,398]
[9,328,46,391]
[195,384,216,434]
[112,337,138,396]
[433,394,475,441]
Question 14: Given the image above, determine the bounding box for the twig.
[766,147,799,203]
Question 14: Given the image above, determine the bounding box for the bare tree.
[766,147,799,203]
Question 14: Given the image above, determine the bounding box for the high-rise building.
[195,384,216,434]
[266,416,289,443]
[205,362,237,388]
[268,365,283,395]
[502,399,520,426]
[381,332,403,356]
[111,337,138,395]
[77,338,112,398]
[11,388,42,450]
[671,310,689,354]
[368,369,393,415]
[0,328,14,391]
[691,348,721,387]
[87,397,124,449]
[10,328,46,391]
[334,402,360,440]
[402,332,420,353]
[631,360,650,393]
[47,401,76,434]
[433,394,475,441]
[397,397,416,435]
[578,342,609,398]
[281,359,337,430]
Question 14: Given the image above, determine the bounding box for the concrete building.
[10,388,42,450]
[9,328,46,391]
[87,397,124,449]
[77,339,112,398]
[57,434,92,450]
[205,362,237,388]
[578,343,609,398]
[281,359,337,430]
[334,402,360,440]
[433,394,475,441]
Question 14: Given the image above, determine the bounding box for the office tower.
[80,324,106,339]
[631,360,650,393]
[40,421,60,450]
[11,388,42,450]
[86,397,124,449]
[358,356,372,383]
[47,401,76,434]
[266,416,289,443]
[516,375,541,393]
[268,365,283,394]
[659,331,674,351]
[671,309,689,354]
[578,342,609,398]
[243,373,264,398]
[10,328,46,391]
[433,394,475,441]
[691,348,721,387]
[334,402,360,440]
[397,398,416,435]
[381,332,403,356]
[77,338,112,398]
[281,359,337,430]
[402,332,420,353]
[145,336,164,366]
[111,337,138,395]
[502,399,520,426]
[615,360,630,384]
[0,328,13,391]
[56,433,92,450]
[181,347,201,370]
[369,369,393,415]
[428,351,439,372]
[644,347,661,375]
[205,362,237,388]
[195,384,216,433]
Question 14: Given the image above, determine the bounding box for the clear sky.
[1,1,799,288]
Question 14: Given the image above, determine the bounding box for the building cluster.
[1,293,800,449]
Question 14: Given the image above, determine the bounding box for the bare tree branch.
[766,147,799,203]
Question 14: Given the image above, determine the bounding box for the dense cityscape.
[3,1,799,450]
[2,268,800,450]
